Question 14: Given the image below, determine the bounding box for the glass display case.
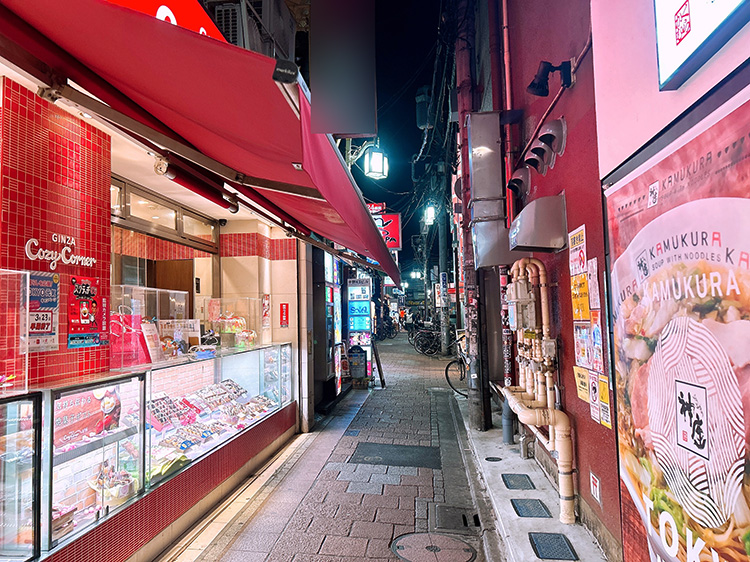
[279,344,292,405]
[0,270,29,397]
[44,374,145,548]
[110,285,189,369]
[0,393,41,562]
[145,344,287,487]
[197,297,260,349]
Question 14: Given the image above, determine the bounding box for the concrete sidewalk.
[155,334,606,562]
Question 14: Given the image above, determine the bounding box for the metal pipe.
[502,388,575,524]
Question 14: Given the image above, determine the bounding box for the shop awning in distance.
[0,0,400,284]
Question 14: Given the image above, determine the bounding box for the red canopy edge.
[0,0,400,283]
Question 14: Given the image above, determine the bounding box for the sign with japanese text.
[568,225,587,275]
[372,213,402,250]
[367,202,387,214]
[574,366,590,402]
[280,303,289,328]
[570,274,590,321]
[262,294,271,329]
[607,90,750,562]
[67,277,108,349]
[29,272,59,352]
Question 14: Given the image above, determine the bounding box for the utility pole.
[455,0,488,430]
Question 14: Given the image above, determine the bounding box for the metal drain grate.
[511,499,552,518]
[344,429,360,436]
[529,532,578,560]
[502,473,535,490]
[435,505,480,530]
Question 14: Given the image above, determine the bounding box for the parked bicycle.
[445,331,468,397]
[413,329,441,355]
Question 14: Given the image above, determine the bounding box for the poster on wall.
[574,366,590,402]
[570,274,590,321]
[606,88,750,562]
[68,277,108,349]
[261,294,271,329]
[590,311,604,374]
[568,225,587,275]
[573,323,591,368]
[29,272,60,352]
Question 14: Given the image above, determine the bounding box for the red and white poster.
[280,303,289,328]
[68,277,108,349]
[372,213,402,251]
[606,86,750,562]
[262,294,271,329]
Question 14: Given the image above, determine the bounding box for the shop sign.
[106,0,226,41]
[367,202,387,214]
[25,235,97,271]
[606,91,750,562]
[654,0,750,90]
[373,213,402,250]
[29,272,60,352]
[280,303,289,328]
[68,277,108,349]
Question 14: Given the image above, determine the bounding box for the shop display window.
[279,344,292,405]
[197,297,260,350]
[110,285,189,370]
[46,375,144,548]
[145,344,286,487]
[0,393,41,562]
[0,270,29,397]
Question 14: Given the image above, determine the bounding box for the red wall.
[0,78,111,388]
[508,0,621,542]
[221,231,297,259]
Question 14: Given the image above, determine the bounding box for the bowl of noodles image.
[616,259,750,562]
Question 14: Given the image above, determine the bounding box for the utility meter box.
[506,279,537,331]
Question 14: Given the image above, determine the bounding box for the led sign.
[655,0,750,90]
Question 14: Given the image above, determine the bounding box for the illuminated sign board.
[106,1,226,41]
[654,0,750,90]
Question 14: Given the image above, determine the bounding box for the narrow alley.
[154,336,606,562]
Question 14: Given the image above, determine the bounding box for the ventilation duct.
[509,193,567,252]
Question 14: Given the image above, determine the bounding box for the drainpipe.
[502,388,574,524]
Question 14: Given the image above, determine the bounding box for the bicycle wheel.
[424,335,441,355]
[387,323,398,339]
[414,332,435,355]
[445,360,468,396]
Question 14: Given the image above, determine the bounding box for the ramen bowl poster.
[606,89,750,562]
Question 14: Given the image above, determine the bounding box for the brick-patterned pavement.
[195,334,487,562]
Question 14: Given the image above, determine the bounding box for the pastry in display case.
[0,393,40,562]
[146,345,284,487]
[47,375,144,547]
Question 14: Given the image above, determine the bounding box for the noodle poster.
[606,89,750,562]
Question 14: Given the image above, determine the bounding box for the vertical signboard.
[606,88,750,562]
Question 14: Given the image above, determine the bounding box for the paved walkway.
[164,334,504,562]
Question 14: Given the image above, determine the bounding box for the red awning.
[0,0,400,283]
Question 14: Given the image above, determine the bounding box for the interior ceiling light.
[527,60,573,97]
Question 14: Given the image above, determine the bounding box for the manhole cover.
[529,532,578,560]
[501,473,535,490]
[391,532,477,561]
[511,498,552,518]
[349,442,441,469]
[485,456,502,462]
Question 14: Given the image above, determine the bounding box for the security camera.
[218,218,228,227]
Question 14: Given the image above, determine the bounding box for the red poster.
[68,277,108,349]
[53,388,121,449]
[372,213,402,250]
[280,303,289,328]
[606,90,750,562]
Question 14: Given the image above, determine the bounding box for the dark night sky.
[349,1,442,273]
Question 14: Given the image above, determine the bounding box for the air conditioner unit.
[209,0,295,60]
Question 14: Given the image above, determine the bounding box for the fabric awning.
[0,0,400,283]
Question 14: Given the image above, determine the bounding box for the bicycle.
[445,332,468,397]
[414,329,441,355]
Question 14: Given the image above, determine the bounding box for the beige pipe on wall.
[502,388,575,524]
